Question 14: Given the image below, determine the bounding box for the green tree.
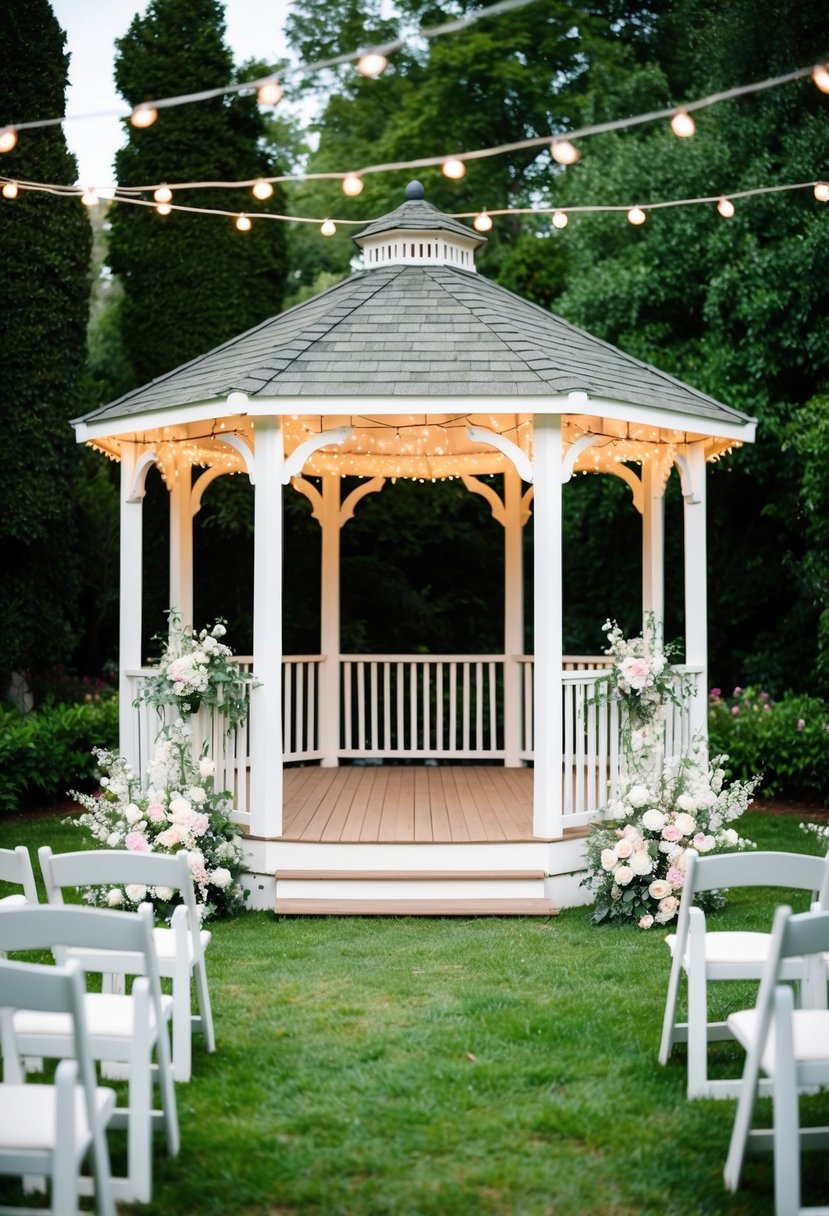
[108,0,290,386]
[0,0,92,693]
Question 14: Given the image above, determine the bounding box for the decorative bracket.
[561,433,613,483]
[340,477,385,526]
[191,465,226,517]
[466,425,533,484]
[674,450,703,504]
[521,486,534,525]
[282,425,353,485]
[461,474,506,526]
[221,434,256,484]
[291,475,323,524]
[605,463,644,514]
[126,449,157,503]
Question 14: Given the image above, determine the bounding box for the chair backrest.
[686,848,829,900]
[39,846,206,964]
[0,845,38,905]
[748,904,829,1054]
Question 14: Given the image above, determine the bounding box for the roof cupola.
[352,180,485,272]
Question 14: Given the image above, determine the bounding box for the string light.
[252,178,274,200]
[473,210,493,232]
[814,182,829,202]
[81,186,99,206]
[357,52,387,77]
[130,104,158,129]
[320,218,337,236]
[442,158,466,180]
[717,197,735,217]
[156,202,172,215]
[813,63,829,94]
[256,77,284,106]
[670,109,696,137]
[0,128,18,153]
[153,184,172,203]
[342,173,364,197]
[2,181,18,199]
[235,213,251,231]
[551,210,568,228]
[627,206,646,225]
[551,139,579,165]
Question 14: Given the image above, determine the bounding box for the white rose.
[674,812,697,837]
[188,786,207,805]
[615,865,634,886]
[212,623,226,638]
[106,888,124,907]
[639,914,654,930]
[107,831,122,847]
[169,796,192,819]
[659,895,678,914]
[629,851,653,876]
[600,848,617,871]
[648,879,672,900]
[210,867,232,890]
[696,834,716,853]
[199,757,216,780]
[627,784,651,809]
[124,803,142,825]
[721,828,739,845]
[154,885,175,901]
[125,884,147,903]
[615,839,633,859]
[642,808,666,832]
[676,794,695,812]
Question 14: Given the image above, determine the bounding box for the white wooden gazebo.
[72,182,756,914]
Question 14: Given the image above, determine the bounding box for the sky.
[51,0,295,189]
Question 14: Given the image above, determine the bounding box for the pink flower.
[709,688,721,699]
[731,706,740,716]
[146,803,166,822]
[661,824,682,842]
[125,831,150,853]
[639,914,654,930]
[759,691,769,702]
[733,686,743,696]
[797,719,806,731]
[666,867,685,889]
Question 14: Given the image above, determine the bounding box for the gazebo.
[72,182,756,914]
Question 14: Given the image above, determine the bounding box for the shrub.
[708,686,829,801]
[0,699,118,814]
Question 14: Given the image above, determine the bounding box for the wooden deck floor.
[281,765,541,844]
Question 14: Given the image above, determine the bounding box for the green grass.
[1,809,828,1215]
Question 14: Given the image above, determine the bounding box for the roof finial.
[405,180,425,201]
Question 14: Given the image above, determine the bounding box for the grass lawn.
[1,807,828,1215]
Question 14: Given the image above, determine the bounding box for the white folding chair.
[0,904,179,1205]
[658,848,829,1098]
[0,845,38,908]
[0,956,116,1216]
[724,904,829,1215]
[39,846,215,1082]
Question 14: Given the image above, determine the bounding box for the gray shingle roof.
[354,196,486,247]
[76,253,752,431]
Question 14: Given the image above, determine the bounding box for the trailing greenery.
[0,1,92,689]
[0,700,118,815]
[1,810,827,1214]
[709,685,829,801]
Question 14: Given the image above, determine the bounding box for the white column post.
[503,467,524,767]
[119,445,145,769]
[319,474,341,767]
[532,415,563,838]
[682,442,708,743]
[250,418,284,837]
[641,457,665,633]
[168,454,193,628]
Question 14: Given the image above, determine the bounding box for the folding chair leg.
[658,950,683,1066]
[125,986,153,1204]
[171,983,193,1083]
[686,963,710,1098]
[773,987,800,1216]
[195,964,216,1054]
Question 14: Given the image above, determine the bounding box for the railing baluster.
[396,661,405,752]
[370,661,379,751]
[357,661,366,753]
[383,662,391,751]
[423,663,431,752]
[343,661,353,751]
[283,662,293,757]
[436,662,444,751]
[489,661,497,752]
[462,663,470,753]
[449,662,458,751]
[409,662,417,752]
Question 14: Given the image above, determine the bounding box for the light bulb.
[131,104,157,129]
[153,184,172,203]
[321,218,336,236]
[627,206,646,226]
[252,178,273,200]
[156,202,171,216]
[236,213,252,231]
[342,173,364,197]
[814,182,829,203]
[473,211,492,232]
[717,197,735,218]
[551,139,579,165]
[670,109,695,137]
[2,181,18,199]
[0,127,18,154]
[442,157,466,180]
[551,210,568,229]
[813,63,829,94]
[357,52,387,77]
[257,78,284,106]
[81,187,99,207]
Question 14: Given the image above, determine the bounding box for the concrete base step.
[275,897,558,916]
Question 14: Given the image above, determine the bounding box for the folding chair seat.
[39,846,215,1082]
[0,956,116,1216]
[0,845,38,908]
[724,904,829,1215]
[658,848,829,1099]
[0,904,179,1205]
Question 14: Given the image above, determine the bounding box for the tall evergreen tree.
[0,0,92,692]
[108,0,289,386]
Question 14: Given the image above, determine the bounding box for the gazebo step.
[275,869,548,881]
[274,897,558,916]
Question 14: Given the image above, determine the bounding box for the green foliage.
[0,700,118,814]
[107,0,289,386]
[0,0,92,684]
[708,685,829,800]
[785,394,829,688]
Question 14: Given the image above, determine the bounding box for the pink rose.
[797,719,806,731]
[125,831,150,853]
[666,867,684,889]
[731,706,740,716]
[639,914,654,930]
[661,825,682,842]
[147,803,166,822]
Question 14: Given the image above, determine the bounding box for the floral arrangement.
[70,719,247,921]
[133,609,255,731]
[582,749,759,927]
[596,615,685,741]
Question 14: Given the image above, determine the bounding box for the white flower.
[639,914,654,929]
[629,851,653,877]
[615,865,634,886]
[125,884,147,903]
[721,827,739,845]
[169,796,192,819]
[107,831,122,848]
[659,895,678,915]
[106,888,124,907]
[154,886,175,901]
[648,879,672,900]
[676,794,695,812]
[600,848,617,871]
[642,808,666,832]
[212,623,226,638]
[198,757,216,780]
[627,784,652,809]
[188,786,207,805]
[124,803,143,825]
[210,867,232,890]
[674,812,697,837]
[615,838,633,859]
